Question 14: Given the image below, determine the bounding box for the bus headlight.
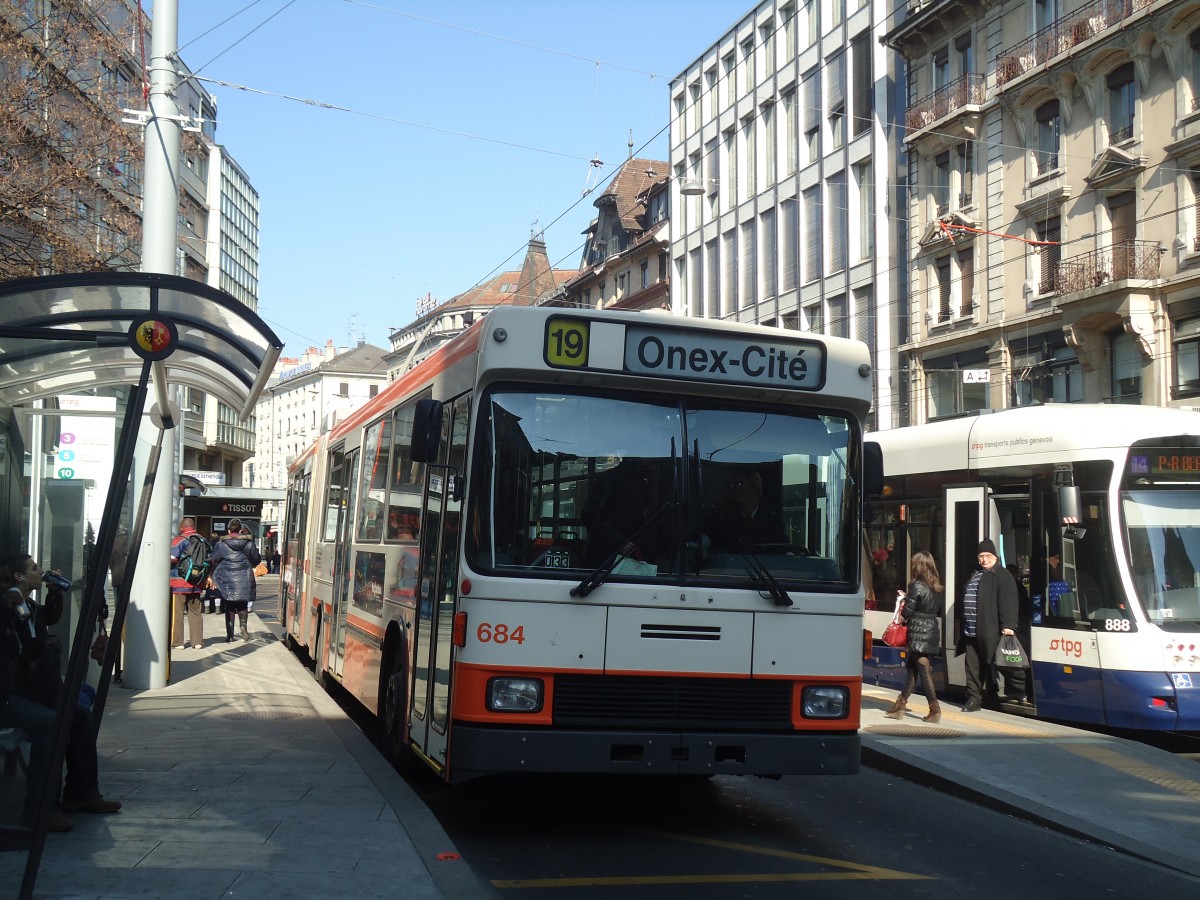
[801,685,850,719]
[487,677,544,713]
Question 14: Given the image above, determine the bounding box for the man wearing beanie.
[959,538,1023,711]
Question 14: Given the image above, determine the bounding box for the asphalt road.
[405,765,1199,898]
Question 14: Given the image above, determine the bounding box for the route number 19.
[545,319,589,368]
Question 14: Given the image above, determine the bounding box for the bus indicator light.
[453,611,467,647]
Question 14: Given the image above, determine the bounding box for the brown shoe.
[62,793,122,814]
[47,813,76,832]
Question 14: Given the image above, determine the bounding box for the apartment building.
[555,156,672,311]
[669,0,901,427]
[886,0,1200,419]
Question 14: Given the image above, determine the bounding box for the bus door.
[408,395,469,770]
[942,486,992,691]
[328,448,360,679]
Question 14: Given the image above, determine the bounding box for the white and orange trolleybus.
[280,305,881,782]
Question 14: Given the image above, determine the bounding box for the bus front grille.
[552,675,793,730]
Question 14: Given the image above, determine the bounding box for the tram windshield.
[468,389,860,592]
[1122,490,1200,628]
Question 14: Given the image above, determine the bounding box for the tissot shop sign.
[187,498,263,518]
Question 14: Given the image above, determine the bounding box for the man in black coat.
[959,539,1025,711]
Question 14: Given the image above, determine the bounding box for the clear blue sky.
[175,0,739,356]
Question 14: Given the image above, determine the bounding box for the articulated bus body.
[281,306,878,782]
[864,404,1200,731]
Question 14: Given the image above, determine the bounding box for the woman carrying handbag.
[884,551,944,723]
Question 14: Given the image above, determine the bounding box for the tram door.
[408,396,469,770]
[943,486,994,692]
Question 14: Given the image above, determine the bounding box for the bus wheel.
[382,665,419,775]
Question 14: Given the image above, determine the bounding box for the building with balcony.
[246,341,390,536]
[553,157,672,311]
[669,0,902,427]
[886,0,1199,419]
[384,236,576,378]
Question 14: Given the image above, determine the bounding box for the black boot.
[225,610,235,643]
[918,658,941,723]
[239,611,249,641]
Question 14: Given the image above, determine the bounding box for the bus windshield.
[1123,490,1200,629]
[468,388,858,591]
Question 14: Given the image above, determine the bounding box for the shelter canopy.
[0,272,282,418]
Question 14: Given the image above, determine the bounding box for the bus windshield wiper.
[571,499,678,598]
[704,506,794,608]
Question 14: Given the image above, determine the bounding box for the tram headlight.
[801,685,850,719]
[487,677,544,713]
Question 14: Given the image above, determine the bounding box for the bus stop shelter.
[0,271,282,898]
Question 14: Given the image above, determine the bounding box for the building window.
[1035,217,1061,294]
[1014,345,1081,406]
[761,24,775,78]
[640,259,649,289]
[805,0,818,46]
[1109,190,1136,278]
[369,384,379,398]
[742,115,756,197]
[1107,62,1135,144]
[782,198,799,291]
[780,4,795,62]
[659,251,668,280]
[706,239,720,317]
[956,32,973,79]
[783,90,798,175]
[1192,169,1200,252]
[687,250,701,315]
[723,53,736,106]
[740,221,757,308]
[1191,29,1200,113]
[763,104,775,186]
[723,229,738,311]
[1111,330,1142,404]
[1174,317,1200,397]
[740,38,754,95]
[936,256,952,323]
[956,141,973,207]
[829,293,848,338]
[803,186,821,283]
[803,68,820,161]
[932,46,949,93]
[934,152,950,215]
[828,170,847,273]
[1035,0,1060,34]
[855,161,874,260]
[852,33,872,138]
[1035,100,1060,176]
[828,51,845,150]
[725,130,737,209]
[805,301,824,333]
[761,208,777,300]
[958,247,974,316]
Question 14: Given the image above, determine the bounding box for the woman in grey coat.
[210,519,260,642]
[884,550,944,723]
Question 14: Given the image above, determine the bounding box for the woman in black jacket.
[210,520,260,642]
[884,550,944,723]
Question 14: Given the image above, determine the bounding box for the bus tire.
[382,660,420,775]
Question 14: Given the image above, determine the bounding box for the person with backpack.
[210,519,260,642]
[169,517,209,650]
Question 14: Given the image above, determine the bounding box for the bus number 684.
[476,623,526,644]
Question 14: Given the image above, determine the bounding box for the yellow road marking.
[491,828,932,889]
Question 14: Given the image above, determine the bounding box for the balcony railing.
[1053,240,1162,295]
[906,74,987,132]
[996,0,1150,88]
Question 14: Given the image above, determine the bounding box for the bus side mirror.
[863,441,884,497]
[412,398,444,463]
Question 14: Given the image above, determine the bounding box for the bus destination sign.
[544,316,826,390]
[1129,450,1200,477]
